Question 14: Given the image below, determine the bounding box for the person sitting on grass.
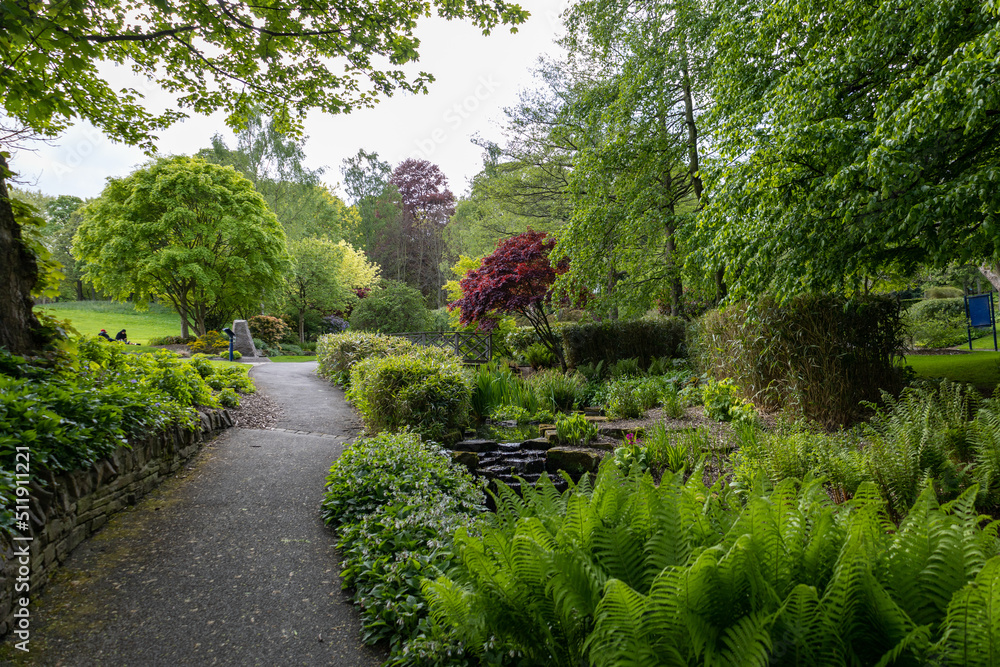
[98,329,112,341]
[116,329,128,343]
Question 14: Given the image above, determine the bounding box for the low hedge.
[561,317,686,368]
[347,347,472,441]
[321,432,486,664]
[315,331,415,385]
[907,297,966,321]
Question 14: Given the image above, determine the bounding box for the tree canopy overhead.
[0,0,527,354]
[701,0,1000,299]
[1,0,529,147]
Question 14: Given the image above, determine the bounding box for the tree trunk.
[680,44,703,202]
[299,308,305,344]
[0,154,42,354]
[75,279,84,301]
[979,264,1000,293]
[178,301,189,339]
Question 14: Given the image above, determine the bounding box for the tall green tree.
[284,237,379,342]
[199,113,356,241]
[74,157,290,337]
[553,0,715,318]
[340,149,404,263]
[0,0,528,354]
[702,0,1000,299]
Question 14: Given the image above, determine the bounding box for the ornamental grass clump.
[697,294,906,427]
[347,346,472,441]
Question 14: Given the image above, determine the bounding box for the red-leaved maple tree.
[450,230,568,370]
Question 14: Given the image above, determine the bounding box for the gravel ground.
[227,385,283,429]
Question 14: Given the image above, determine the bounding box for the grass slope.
[905,351,1000,391]
[38,301,181,345]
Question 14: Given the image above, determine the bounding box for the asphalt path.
[9,362,386,667]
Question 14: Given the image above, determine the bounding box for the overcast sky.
[9,0,569,201]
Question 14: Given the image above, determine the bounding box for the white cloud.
[8,0,568,200]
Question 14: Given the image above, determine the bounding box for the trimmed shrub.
[697,294,906,428]
[924,286,965,299]
[148,335,197,346]
[248,314,291,346]
[907,297,965,321]
[347,347,472,440]
[349,279,432,334]
[315,331,415,384]
[561,317,686,369]
[904,297,973,348]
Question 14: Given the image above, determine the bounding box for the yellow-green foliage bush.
[315,331,414,385]
[346,347,472,441]
[248,314,291,345]
[188,330,229,355]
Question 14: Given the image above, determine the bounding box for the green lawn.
[904,351,1000,391]
[38,300,181,345]
[268,355,316,362]
[969,332,1000,350]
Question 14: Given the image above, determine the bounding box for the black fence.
[393,331,492,365]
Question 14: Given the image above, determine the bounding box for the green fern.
[932,557,1000,665]
[974,404,1000,504]
[426,459,1000,665]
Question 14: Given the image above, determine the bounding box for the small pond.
[473,420,540,442]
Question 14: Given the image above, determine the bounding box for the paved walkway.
[11,362,386,666]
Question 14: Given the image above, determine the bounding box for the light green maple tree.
[73,156,290,337]
[284,236,379,342]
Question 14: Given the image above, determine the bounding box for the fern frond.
[871,624,933,667]
[592,519,648,592]
[769,584,844,666]
[422,576,483,643]
[934,557,1000,666]
[644,482,694,579]
[559,491,595,549]
[707,611,772,667]
[546,548,607,635]
[490,479,529,533]
[588,579,679,666]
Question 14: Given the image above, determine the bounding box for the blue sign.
[967,294,993,328]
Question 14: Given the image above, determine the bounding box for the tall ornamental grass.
[696,294,906,427]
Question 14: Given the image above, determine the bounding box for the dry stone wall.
[0,408,232,639]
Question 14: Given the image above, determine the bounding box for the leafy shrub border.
[322,432,487,665]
